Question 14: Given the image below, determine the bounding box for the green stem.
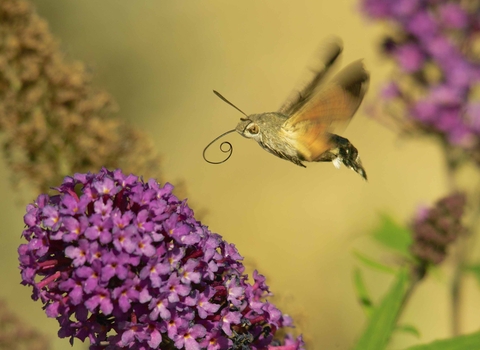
[441,141,464,337]
[451,239,466,336]
[452,185,480,336]
[442,142,457,192]
[401,262,427,317]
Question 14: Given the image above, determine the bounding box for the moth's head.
[235,115,262,140]
[203,91,263,165]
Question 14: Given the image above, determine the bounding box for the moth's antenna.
[203,129,237,164]
[213,90,248,117]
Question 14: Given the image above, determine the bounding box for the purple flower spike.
[411,193,466,265]
[18,168,302,349]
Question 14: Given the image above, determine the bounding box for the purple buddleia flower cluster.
[18,168,304,350]
[411,193,466,265]
[361,0,480,162]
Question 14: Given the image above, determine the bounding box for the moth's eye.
[247,123,259,134]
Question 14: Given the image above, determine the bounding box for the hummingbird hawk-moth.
[203,39,369,180]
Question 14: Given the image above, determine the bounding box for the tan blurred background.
[1,1,480,349]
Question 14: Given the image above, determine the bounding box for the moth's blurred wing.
[282,60,369,161]
[278,39,343,116]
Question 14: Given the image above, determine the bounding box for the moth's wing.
[278,38,343,116]
[282,60,369,161]
[286,60,370,130]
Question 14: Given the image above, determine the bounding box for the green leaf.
[404,331,480,350]
[464,264,480,286]
[353,268,373,317]
[353,250,397,274]
[396,324,421,338]
[372,213,413,257]
[353,268,409,350]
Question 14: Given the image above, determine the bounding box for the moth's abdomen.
[313,134,367,180]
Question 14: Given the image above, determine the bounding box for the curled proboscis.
[203,129,236,164]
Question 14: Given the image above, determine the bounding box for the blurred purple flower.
[411,100,437,123]
[361,0,480,162]
[439,3,468,29]
[380,82,400,100]
[467,103,480,133]
[19,168,303,349]
[395,43,425,72]
[407,10,438,39]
